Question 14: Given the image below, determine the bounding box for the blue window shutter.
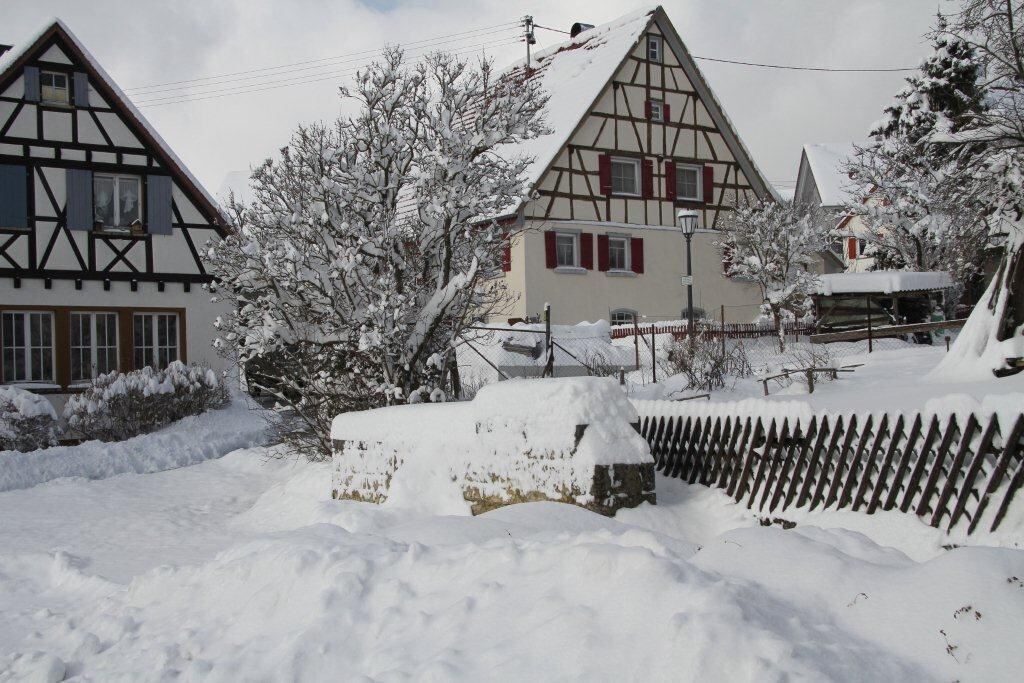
[73,72,89,107]
[147,175,173,235]
[66,169,93,231]
[0,164,29,229]
[23,66,40,102]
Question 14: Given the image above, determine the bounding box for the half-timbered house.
[494,7,811,325]
[0,21,228,402]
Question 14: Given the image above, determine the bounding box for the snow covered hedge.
[64,362,229,442]
[331,377,655,515]
[0,386,58,453]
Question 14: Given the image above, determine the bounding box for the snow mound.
[0,387,57,419]
[0,400,269,493]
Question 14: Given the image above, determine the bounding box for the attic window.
[647,36,662,62]
[649,99,664,122]
[40,71,69,105]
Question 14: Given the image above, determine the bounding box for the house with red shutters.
[490,6,781,325]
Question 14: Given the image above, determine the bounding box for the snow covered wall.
[330,378,655,515]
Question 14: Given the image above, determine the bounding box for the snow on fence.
[634,401,1024,535]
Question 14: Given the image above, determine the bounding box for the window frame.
[39,70,69,106]
[647,36,662,62]
[1,310,56,385]
[649,98,664,123]
[610,309,638,327]
[607,235,630,272]
[133,312,179,371]
[93,173,143,231]
[69,311,119,384]
[554,232,580,268]
[610,157,642,197]
[674,163,703,202]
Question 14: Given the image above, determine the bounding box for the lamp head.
[676,209,699,236]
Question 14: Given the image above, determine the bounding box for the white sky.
[3,0,952,195]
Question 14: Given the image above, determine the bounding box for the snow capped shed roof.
[0,19,229,229]
[493,6,776,215]
[815,271,953,295]
[798,143,864,207]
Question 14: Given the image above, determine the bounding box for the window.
[857,238,867,256]
[555,233,578,267]
[70,312,118,382]
[649,99,664,122]
[1,311,54,383]
[610,309,637,326]
[610,158,640,196]
[608,236,629,271]
[675,164,702,201]
[94,174,142,230]
[647,36,662,62]
[133,313,179,371]
[40,71,69,105]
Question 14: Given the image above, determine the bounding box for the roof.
[493,6,776,215]
[0,19,229,230]
[797,143,864,207]
[814,271,953,296]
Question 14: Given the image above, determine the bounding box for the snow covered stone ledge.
[330,378,655,515]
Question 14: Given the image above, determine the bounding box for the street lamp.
[677,209,699,331]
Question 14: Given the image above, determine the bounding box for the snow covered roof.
[493,6,775,215]
[814,271,953,295]
[798,143,865,208]
[0,19,229,229]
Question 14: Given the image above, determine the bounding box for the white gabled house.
[0,21,228,403]
[491,7,782,325]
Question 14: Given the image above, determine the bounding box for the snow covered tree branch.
[207,48,549,458]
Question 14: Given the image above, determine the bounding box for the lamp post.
[677,209,699,332]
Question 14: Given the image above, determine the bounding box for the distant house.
[0,21,229,405]
[794,143,873,273]
[489,7,781,326]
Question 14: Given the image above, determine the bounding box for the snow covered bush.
[64,362,229,442]
[717,199,827,351]
[660,333,752,392]
[207,47,548,459]
[0,386,59,453]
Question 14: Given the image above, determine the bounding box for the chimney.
[570,23,594,39]
[0,45,12,59]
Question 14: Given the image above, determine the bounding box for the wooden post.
[633,313,640,371]
[866,295,873,353]
[651,324,657,384]
[542,303,553,377]
[720,304,726,359]
[763,378,769,396]
[619,367,625,386]
[945,335,951,352]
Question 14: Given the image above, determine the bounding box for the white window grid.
[649,99,664,122]
[93,173,142,229]
[133,313,179,371]
[40,71,69,105]
[647,36,662,62]
[555,233,579,268]
[70,312,119,383]
[608,235,630,271]
[610,309,637,326]
[611,157,641,196]
[675,163,702,201]
[1,311,55,383]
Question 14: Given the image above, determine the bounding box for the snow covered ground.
[2,430,1023,680]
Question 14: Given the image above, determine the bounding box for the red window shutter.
[663,103,671,122]
[598,154,611,195]
[502,232,511,272]
[644,100,653,120]
[847,238,857,259]
[631,237,644,274]
[642,159,654,199]
[702,165,714,204]
[544,231,557,268]
[597,234,610,272]
[580,232,594,270]
[664,160,676,200]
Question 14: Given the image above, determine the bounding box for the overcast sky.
[4,0,952,195]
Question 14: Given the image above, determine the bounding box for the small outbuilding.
[812,271,953,331]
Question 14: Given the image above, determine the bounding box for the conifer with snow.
[718,200,827,351]
[207,49,548,458]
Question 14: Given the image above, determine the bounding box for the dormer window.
[40,71,69,105]
[647,36,662,62]
[94,174,142,231]
[649,98,664,122]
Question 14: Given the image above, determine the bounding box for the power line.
[125,21,521,93]
[533,23,570,35]
[135,39,523,107]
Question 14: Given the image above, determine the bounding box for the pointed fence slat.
[635,404,1024,537]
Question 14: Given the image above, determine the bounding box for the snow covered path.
[2,446,1023,681]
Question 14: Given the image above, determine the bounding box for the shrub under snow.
[64,362,229,442]
[0,386,59,453]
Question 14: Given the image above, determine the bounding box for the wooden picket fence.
[637,408,1024,534]
[610,321,812,340]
